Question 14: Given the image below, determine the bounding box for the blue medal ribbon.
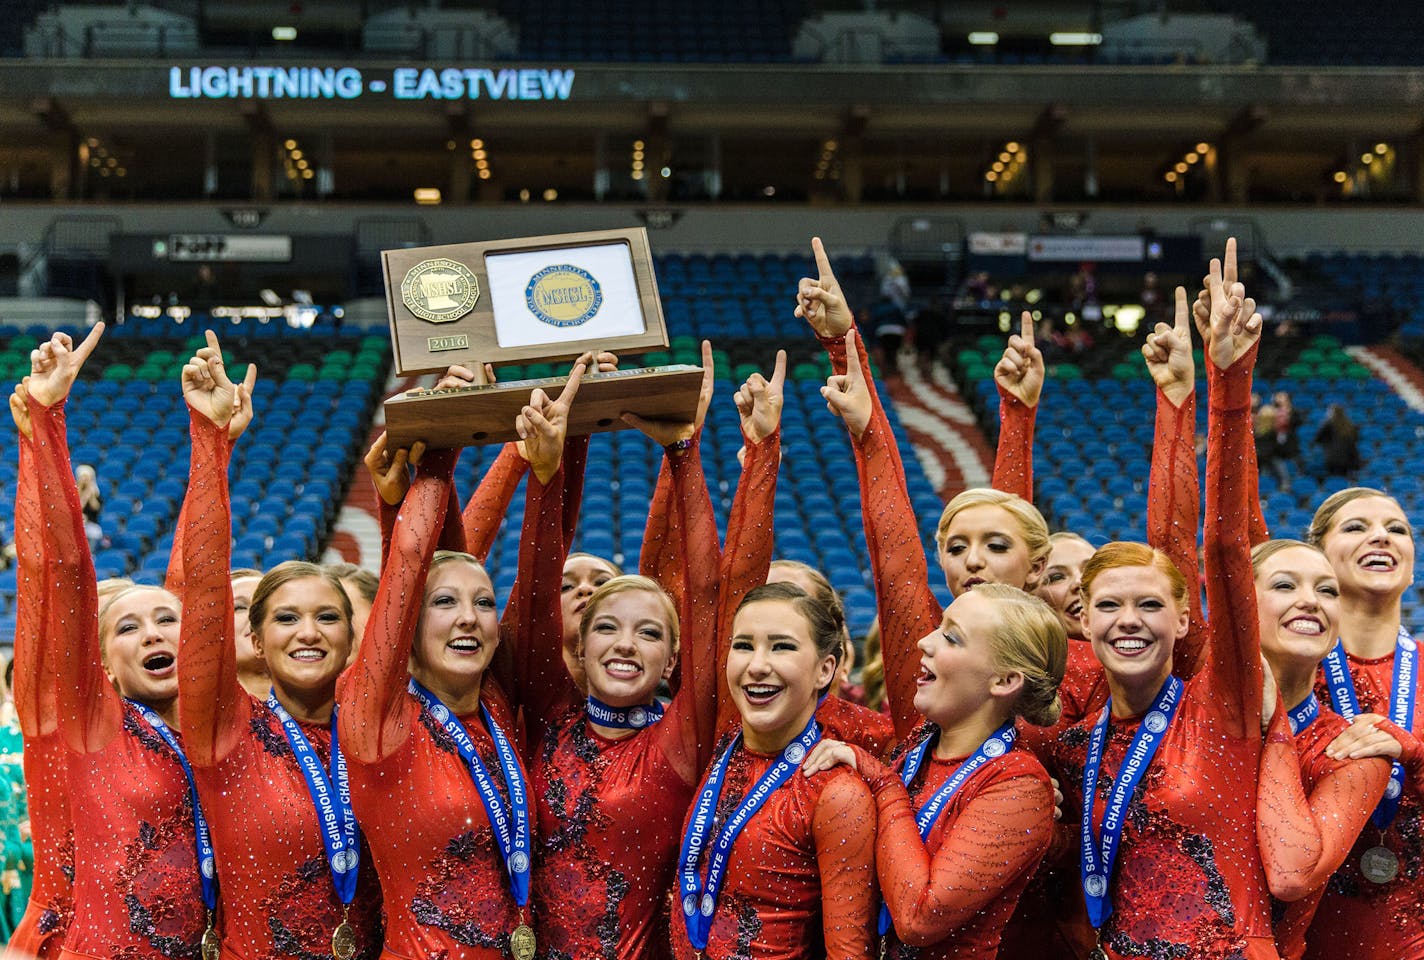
[1080,675,1184,931]
[1286,694,1320,736]
[407,679,531,907]
[878,720,1018,937]
[678,717,821,951]
[266,692,359,906]
[1323,629,1418,829]
[127,700,219,912]
[585,695,664,730]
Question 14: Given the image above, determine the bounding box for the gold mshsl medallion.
[401,258,480,324]
[1361,845,1400,884]
[200,926,221,960]
[331,919,357,960]
[510,922,536,960]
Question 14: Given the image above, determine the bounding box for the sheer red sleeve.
[164,477,189,596]
[992,386,1035,501]
[12,431,55,737]
[829,327,938,740]
[176,413,249,768]
[1257,704,1390,901]
[639,455,688,602]
[508,465,575,750]
[31,395,115,752]
[812,771,879,960]
[461,443,528,563]
[337,449,458,763]
[1147,387,1208,679]
[560,434,589,548]
[713,428,780,734]
[655,439,723,778]
[1372,719,1424,795]
[1203,343,1263,738]
[861,750,1054,945]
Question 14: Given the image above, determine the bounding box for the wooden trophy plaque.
[380,227,704,449]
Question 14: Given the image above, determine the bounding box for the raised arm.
[825,333,940,740]
[991,312,1042,502]
[1142,288,1208,678]
[460,443,529,563]
[9,384,54,738]
[866,754,1054,945]
[27,327,116,752]
[176,332,258,766]
[1201,240,1266,737]
[1257,704,1390,901]
[338,441,458,763]
[813,773,878,960]
[507,367,587,750]
[712,353,785,733]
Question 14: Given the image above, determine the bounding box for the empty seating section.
[0,326,387,642]
[958,329,1424,623]
[497,0,805,63]
[1307,252,1424,338]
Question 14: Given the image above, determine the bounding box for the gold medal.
[1361,844,1400,884]
[200,925,221,960]
[331,919,357,960]
[510,922,536,960]
[1089,947,1109,960]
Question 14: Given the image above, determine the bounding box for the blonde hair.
[936,488,1051,583]
[1080,542,1189,612]
[972,583,1067,727]
[578,574,680,656]
[430,550,487,578]
[1250,538,1326,576]
[249,561,353,635]
[97,585,180,666]
[768,559,850,665]
[1049,531,1093,550]
[1308,487,1409,546]
[860,618,885,711]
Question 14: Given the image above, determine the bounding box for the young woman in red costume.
[800,582,1066,960]
[338,364,583,959]
[1046,248,1279,959]
[525,349,807,960]
[2,381,72,959]
[672,581,877,960]
[173,332,383,959]
[1248,538,1391,960]
[1298,485,1424,960]
[25,326,208,958]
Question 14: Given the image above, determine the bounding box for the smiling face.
[1254,546,1339,670]
[231,574,264,677]
[101,587,182,706]
[1036,538,1095,641]
[727,600,837,753]
[412,559,500,696]
[1318,495,1415,605]
[938,504,1043,596]
[913,591,1015,730]
[251,577,352,699]
[580,588,676,708]
[1083,565,1187,696]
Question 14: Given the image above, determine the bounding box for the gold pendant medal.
[510,922,536,960]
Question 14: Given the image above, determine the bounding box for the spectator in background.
[75,464,102,550]
[1140,271,1165,326]
[1314,403,1360,480]
[1255,391,1299,491]
[0,660,28,942]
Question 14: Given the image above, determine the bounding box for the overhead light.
[1165,171,1178,182]
[296,159,308,170]
[471,138,484,149]
[824,139,837,150]
[999,152,1011,163]
[1362,153,1374,164]
[1050,32,1103,45]
[1174,162,1188,173]
[1376,142,1389,154]
[986,171,998,182]
[992,161,1005,172]
[301,169,313,180]
[1333,171,1348,183]
[631,171,644,181]
[661,166,672,178]
[543,188,558,201]
[413,187,442,205]
[272,26,297,41]
[633,140,645,150]
[473,149,486,160]
[1186,151,1199,163]
[1196,142,1210,153]
[284,139,297,150]
[968,32,999,45]
[762,185,775,197]
[1006,142,1020,152]
[479,169,492,180]
[476,159,488,170]
[519,188,530,201]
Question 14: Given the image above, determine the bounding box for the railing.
[26,20,198,58]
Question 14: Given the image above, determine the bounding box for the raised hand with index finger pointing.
[27,323,105,409]
[993,311,1044,408]
[1142,286,1195,407]
[181,329,258,440]
[518,357,586,484]
[821,334,873,440]
[1203,237,1262,371]
[734,349,786,446]
[794,237,854,339]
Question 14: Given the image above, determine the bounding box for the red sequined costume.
[176,412,384,959]
[830,330,1055,957]
[29,394,206,960]
[1304,652,1424,959]
[4,426,74,959]
[1046,343,1279,960]
[338,448,550,959]
[527,437,722,960]
[669,742,878,960]
[1256,700,1389,959]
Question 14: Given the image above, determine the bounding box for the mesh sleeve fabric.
[1203,342,1265,739]
[812,771,880,960]
[30,395,116,753]
[460,442,528,563]
[992,385,1035,502]
[1148,386,1208,680]
[176,412,249,768]
[12,430,54,737]
[338,449,458,763]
